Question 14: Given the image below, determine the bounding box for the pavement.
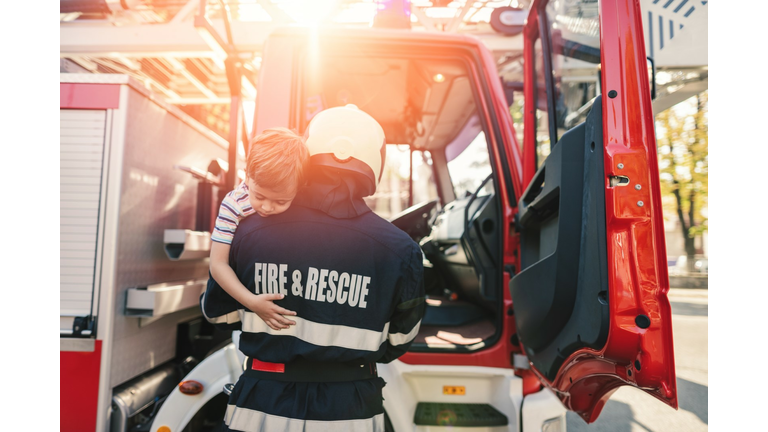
[566,289,708,432]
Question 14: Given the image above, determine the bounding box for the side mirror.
[501,80,524,108]
[647,56,657,100]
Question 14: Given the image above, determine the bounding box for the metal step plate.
[414,402,508,427]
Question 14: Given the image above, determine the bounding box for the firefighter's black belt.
[244,357,378,382]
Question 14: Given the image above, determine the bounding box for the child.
[209,127,309,331]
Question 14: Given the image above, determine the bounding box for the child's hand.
[245,293,297,331]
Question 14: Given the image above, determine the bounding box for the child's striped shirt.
[211,181,255,245]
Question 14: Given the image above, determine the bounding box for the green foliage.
[656,91,708,239]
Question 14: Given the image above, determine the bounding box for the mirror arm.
[647,56,657,100]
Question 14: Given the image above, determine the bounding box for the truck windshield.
[447,131,493,198]
[297,51,493,218]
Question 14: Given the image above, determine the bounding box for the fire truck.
[61,1,677,431]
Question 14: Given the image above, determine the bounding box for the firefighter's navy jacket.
[201,172,426,431]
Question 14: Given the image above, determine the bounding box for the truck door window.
[545,0,602,138]
[447,131,493,198]
[509,91,525,153]
[530,0,602,170]
[534,38,552,169]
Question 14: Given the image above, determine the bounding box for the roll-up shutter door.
[60,109,107,333]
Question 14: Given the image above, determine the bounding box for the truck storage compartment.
[60,74,235,431]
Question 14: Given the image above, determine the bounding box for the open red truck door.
[511,0,677,423]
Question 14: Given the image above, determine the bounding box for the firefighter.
[202,104,426,432]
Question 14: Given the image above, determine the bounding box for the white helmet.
[305,104,386,196]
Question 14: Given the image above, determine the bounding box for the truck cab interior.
[297,49,505,353]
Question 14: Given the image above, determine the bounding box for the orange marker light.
[443,385,466,395]
[178,380,204,395]
[157,427,171,432]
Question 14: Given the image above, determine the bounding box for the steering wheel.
[389,199,440,241]
[464,174,494,232]
[462,174,496,267]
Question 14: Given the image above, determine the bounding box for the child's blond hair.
[246,127,309,192]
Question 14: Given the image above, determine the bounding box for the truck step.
[414,402,508,427]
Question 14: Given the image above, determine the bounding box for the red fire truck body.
[60,1,677,431]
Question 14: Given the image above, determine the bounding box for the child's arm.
[210,241,297,330]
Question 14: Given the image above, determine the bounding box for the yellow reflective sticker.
[443,385,466,395]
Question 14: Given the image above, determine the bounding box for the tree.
[656,91,708,272]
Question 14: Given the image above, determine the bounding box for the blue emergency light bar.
[373,0,412,29]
